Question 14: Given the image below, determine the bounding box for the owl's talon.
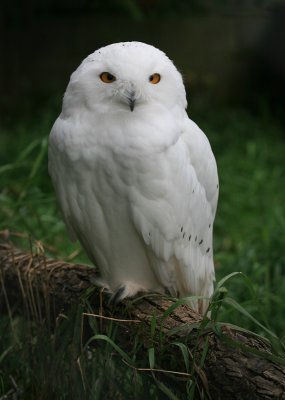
[109,285,126,304]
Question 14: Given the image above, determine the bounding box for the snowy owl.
[48,41,219,314]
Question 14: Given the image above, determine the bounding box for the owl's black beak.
[128,91,136,112]
[129,99,135,112]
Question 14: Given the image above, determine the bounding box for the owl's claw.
[109,285,126,304]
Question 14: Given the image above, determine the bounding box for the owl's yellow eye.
[100,72,116,83]
[149,73,161,84]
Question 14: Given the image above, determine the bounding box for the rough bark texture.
[1,234,285,399]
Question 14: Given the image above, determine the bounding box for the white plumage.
[48,41,219,314]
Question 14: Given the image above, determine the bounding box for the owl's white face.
[63,42,187,116]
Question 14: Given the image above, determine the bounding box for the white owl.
[48,41,219,314]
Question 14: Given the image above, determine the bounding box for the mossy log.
[0,233,285,400]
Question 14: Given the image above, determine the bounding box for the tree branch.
[0,233,285,399]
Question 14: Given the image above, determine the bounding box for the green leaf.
[17,138,42,162]
[29,137,48,179]
[154,379,180,400]
[223,297,278,339]
[148,347,155,369]
[86,334,134,365]
[199,336,209,368]
[173,342,190,372]
[0,164,15,174]
[214,272,242,293]
[0,345,13,365]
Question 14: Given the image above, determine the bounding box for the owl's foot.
[109,281,151,304]
[109,285,126,304]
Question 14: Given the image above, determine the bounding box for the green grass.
[1,102,285,398]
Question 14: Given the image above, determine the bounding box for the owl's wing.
[130,117,219,313]
[48,117,79,243]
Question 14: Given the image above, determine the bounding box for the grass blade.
[86,334,134,365]
[173,342,190,372]
[223,297,278,339]
[148,347,155,369]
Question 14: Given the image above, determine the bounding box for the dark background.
[1,0,285,121]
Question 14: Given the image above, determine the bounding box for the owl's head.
[63,42,187,116]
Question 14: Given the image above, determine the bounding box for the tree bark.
[0,234,285,399]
